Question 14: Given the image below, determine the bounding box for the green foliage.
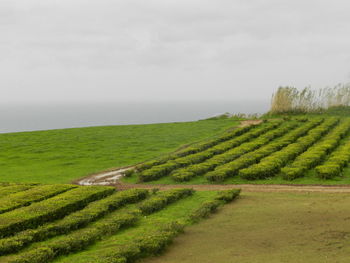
[239,118,338,180]
[0,189,149,256]
[215,189,241,203]
[0,184,75,214]
[89,222,185,263]
[136,125,256,181]
[138,189,194,215]
[315,139,350,179]
[0,184,37,199]
[281,119,350,180]
[6,212,139,263]
[171,121,295,182]
[137,122,282,182]
[0,186,114,238]
[205,119,322,182]
[190,189,241,222]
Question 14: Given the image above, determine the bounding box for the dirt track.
[112,182,350,193]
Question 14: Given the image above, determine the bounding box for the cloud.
[1,0,350,103]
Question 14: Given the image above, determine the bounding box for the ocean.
[0,101,269,133]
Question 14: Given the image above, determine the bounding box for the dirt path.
[111,182,350,193]
[238,119,263,127]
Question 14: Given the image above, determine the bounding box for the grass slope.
[142,192,350,263]
[0,119,239,183]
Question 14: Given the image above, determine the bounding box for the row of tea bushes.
[189,189,241,222]
[138,121,280,182]
[4,189,195,263]
[281,119,350,180]
[205,119,323,182]
[0,184,38,199]
[5,212,139,263]
[0,189,149,256]
[0,184,75,214]
[171,122,298,181]
[75,190,241,263]
[239,118,339,180]
[134,124,258,172]
[138,188,194,214]
[0,186,114,238]
[315,140,350,179]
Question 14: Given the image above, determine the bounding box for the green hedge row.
[239,118,339,180]
[6,212,139,263]
[81,189,241,263]
[171,122,298,181]
[205,119,323,181]
[190,189,241,222]
[138,121,280,182]
[134,123,259,172]
[0,189,149,256]
[315,139,350,179]
[5,189,192,263]
[281,119,350,180]
[0,184,37,199]
[0,186,115,238]
[90,222,185,263]
[0,184,75,214]
[138,188,194,215]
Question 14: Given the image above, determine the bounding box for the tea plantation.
[125,117,350,185]
[0,183,240,263]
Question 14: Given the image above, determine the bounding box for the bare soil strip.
[111,182,350,193]
[238,119,263,127]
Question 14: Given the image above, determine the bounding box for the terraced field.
[124,117,350,184]
[0,183,240,263]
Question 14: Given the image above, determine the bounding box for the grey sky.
[1,0,350,104]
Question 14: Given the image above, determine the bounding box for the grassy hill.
[0,119,240,184]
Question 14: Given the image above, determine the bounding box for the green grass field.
[142,191,350,263]
[0,119,239,183]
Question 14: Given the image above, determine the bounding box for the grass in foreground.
[142,191,350,263]
[0,119,239,184]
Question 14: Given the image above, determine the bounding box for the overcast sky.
[1,0,350,104]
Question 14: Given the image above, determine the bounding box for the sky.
[1,0,350,104]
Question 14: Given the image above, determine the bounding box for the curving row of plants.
[0,184,37,199]
[137,121,281,182]
[78,189,241,263]
[4,189,194,263]
[205,119,323,182]
[138,188,194,214]
[0,186,115,239]
[315,139,350,179]
[0,184,75,214]
[0,189,149,256]
[281,119,350,180]
[239,117,339,180]
[134,124,258,172]
[171,122,299,181]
